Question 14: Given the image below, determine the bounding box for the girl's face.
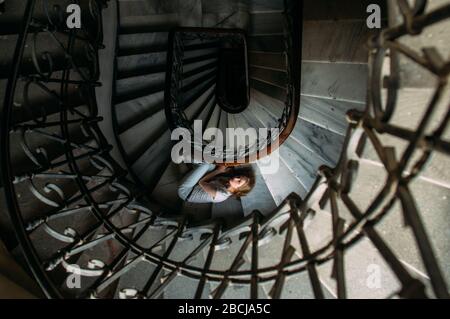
[229,176,249,189]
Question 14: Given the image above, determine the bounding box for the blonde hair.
[214,166,256,198]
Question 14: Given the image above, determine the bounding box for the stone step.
[248,35,284,53]
[258,152,308,204]
[249,66,286,89]
[117,51,167,79]
[211,197,244,230]
[247,0,284,13]
[119,107,167,165]
[248,12,284,35]
[289,118,345,168]
[115,91,165,135]
[302,20,376,63]
[119,14,180,34]
[302,207,403,299]
[278,139,320,193]
[118,0,180,17]
[248,51,286,71]
[115,71,166,104]
[240,164,277,217]
[301,61,368,103]
[303,0,387,21]
[250,78,286,102]
[360,88,450,183]
[338,160,450,290]
[118,32,169,56]
[131,130,172,188]
[151,162,187,213]
[299,94,365,136]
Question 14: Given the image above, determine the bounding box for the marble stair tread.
[250,98,344,174]
[202,0,241,14]
[360,87,450,184]
[250,78,286,104]
[248,35,284,53]
[181,68,218,92]
[304,209,401,299]
[209,232,251,273]
[201,0,249,29]
[183,58,219,77]
[164,235,211,298]
[338,160,450,286]
[150,161,186,212]
[211,197,244,230]
[303,0,387,21]
[218,109,229,140]
[247,98,282,130]
[132,130,173,188]
[299,94,365,136]
[117,51,167,79]
[394,7,450,89]
[204,106,221,136]
[250,88,284,114]
[198,92,217,123]
[248,51,286,71]
[202,12,249,29]
[258,153,308,205]
[247,0,284,12]
[163,273,209,298]
[127,84,213,175]
[119,108,167,162]
[184,47,220,60]
[118,0,181,17]
[248,12,284,35]
[115,91,165,133]
[180,77,216,111]
[278,139,320,192]
[119,14,180,34]
[289,118,346,167]
[185,90,216,132]
[113,214,168,298]
[240,164,277,217]
[115,71,166,103]
[301,61,368,103]
[250,232,334,299]
[249,66,287,89]
[119,0,203,32]
[184,85,216,121]
[302,20,375,63]
[118,32,169,56]
[113,256,159,298]
[225,114,240,153]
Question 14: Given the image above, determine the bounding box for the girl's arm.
[199,165,229,198]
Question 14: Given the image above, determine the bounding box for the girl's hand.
[216,164,228,173]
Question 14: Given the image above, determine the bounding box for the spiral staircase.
[0,0,449,299]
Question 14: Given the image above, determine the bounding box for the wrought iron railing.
[0,0,449,299]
